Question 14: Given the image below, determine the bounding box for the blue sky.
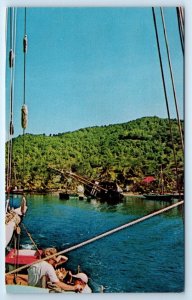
[6,7,183,137]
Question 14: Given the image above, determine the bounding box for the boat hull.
[59,193,70,200]
[143,194,173,201]
[6,249,42,273]
[6,284,49,293]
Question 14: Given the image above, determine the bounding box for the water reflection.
[10,194,183,219]
[63,195,183,218]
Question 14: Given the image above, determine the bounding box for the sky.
[6,7,184,137]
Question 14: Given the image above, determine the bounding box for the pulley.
[9,49,14,68]
[23,34,28,53]
[21,104,28,129]
[9,121,14,135]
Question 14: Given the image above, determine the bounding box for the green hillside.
[7,116,184,193]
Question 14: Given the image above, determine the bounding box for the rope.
[6,200,184,275]
[5,199,10,214]
[7,139,13,193]
[21,8,28,190]
[12,228,21,282]
[152,7,180,195]
[9,8,12,48]
[6,8,17,196]
[176,7,184,54]
[23,8,27,106]
[11,7,17,134]
[49,167,108,193]
[178,8,184,46]
[13,233,17,283]
[21,223,41,254]
[16,229,21,273]
[67,171,108,192]
[7,8,14,194]
[160,8,184,153]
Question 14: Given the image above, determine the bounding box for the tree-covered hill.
[7,116,184,193]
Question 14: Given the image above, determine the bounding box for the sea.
[10,194,184,293]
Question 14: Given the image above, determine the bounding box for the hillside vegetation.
[7,117,184,193]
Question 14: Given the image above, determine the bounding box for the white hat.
[72,273,88,284]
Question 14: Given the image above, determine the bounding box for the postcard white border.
[0,1,191,300]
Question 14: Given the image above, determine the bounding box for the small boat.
[6,248,43,273]
[143,194,173,201]
[94,181,124,203]
[169,193,184,200]
[6,249,92,294]
[59,192,79,200]
[71,173,124,203]
[59,192,70,200]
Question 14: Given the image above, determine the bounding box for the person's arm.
[55,281,82,292]
[54,255,68,267]
[56,255,68,262]
[46,263,81,292]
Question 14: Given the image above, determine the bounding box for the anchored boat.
[143,193,173,201]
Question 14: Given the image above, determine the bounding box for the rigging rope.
[23,8,27,106]
[12,226,21,282]
[22,8,28,190]
[152,7,180,195]
[160,8,184,153]
[21,223,41,254]
[176,7,184,54]
[5,200,184,275]
[16,227,21,275]
[7,8,14,194]
[7,8,17,196]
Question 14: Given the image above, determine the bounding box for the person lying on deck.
[71,272,92,293]
[27,247,82,292]
[55,268,92,293]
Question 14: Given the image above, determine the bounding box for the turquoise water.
[11,195,184,293]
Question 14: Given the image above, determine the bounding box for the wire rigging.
[160,8,184,153]
[152,7,180,195]
[21,8,28,190]
[176,7,184,54]
[21,223,41,254]
[7,8,17,199]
